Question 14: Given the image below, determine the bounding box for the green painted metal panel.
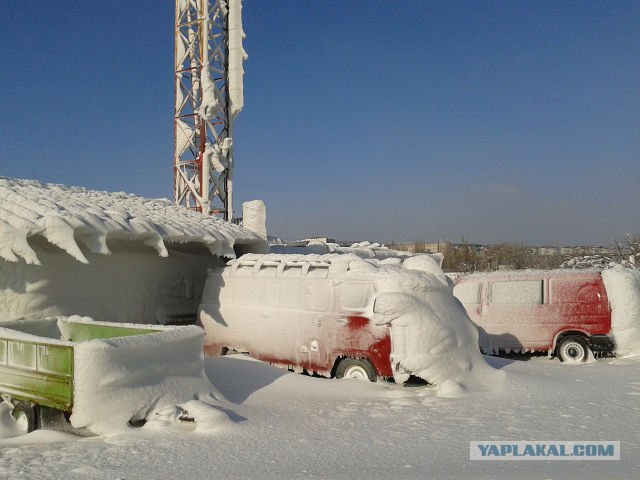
[0,322,160,413]
[37,344,73,376]
[8,341,37,369]
[64,323,160,342]
[0,339,6,364]
[0,366,72,411]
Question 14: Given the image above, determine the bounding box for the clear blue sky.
[1,1,638,246]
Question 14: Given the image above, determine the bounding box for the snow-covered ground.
[1,353,638,479]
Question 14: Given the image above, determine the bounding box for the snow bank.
[66,318,215,435]
[602,267,640,357]
[0,176,267,265]
[375,257,503,396]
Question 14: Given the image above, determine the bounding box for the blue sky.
[1,1,638,246]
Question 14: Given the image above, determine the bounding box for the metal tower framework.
[174,0,237,219]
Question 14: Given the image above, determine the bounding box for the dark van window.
[490,280,543,305]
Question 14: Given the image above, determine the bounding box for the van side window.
[257,266,278,277]
[490,280,543,305]
[278,283,303,307]
[339,283,375,310]
[307,266,329,278]
[232,280,261,305]
[550,278,604,304]
[305,283,331,311]
[234,265,253,277]
[454,282,481,304]
[281,266,302,278]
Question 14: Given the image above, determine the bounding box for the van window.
[550,278,604,304]
[232,280,261,305]
[278,283,303,308]
[454,282,481,304]
[490,280,543,305]
[281,266,302,278]
[305,282,331,311]
[257,266,277,278]
[307,266,329,279]
[340,282,375,310]
[234,265,253,277]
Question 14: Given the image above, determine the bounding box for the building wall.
[0,238,224,324]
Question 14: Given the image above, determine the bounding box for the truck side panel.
[0,338,73,411]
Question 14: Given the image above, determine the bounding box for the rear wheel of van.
[335,358,377,382]
[557,336,589,363]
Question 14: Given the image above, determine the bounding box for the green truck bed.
[0,318,162,413]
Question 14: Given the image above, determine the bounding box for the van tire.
[335,358,377,382]
[557,336,589,363]
[11,402,40,433]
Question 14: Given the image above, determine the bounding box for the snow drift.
[602,267,640,357]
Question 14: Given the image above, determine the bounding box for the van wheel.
[335,358,377,382]
[557,336,589,363]
[11,402,40,433]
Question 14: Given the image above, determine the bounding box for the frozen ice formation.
[0,176,267,265]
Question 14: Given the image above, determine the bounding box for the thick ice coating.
[201,253,502,396]
[602,267,640,357]
[0,176,267,264]
[0,316,216,435]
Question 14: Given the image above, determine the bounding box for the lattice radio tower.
[174,0,246,220]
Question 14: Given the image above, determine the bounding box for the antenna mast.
[173,0,246,220]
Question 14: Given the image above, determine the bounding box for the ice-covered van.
[453,270,615,362]
[198,253,493,386]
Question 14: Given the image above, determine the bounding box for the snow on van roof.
[456,269,604,281]
[0,177,267,265]
[229,253,446,280]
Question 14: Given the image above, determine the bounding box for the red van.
[198,253,483,384]
[453,270,615,362]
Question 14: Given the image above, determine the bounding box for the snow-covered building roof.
[0,177,268,265]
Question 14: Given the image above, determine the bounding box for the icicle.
[0,222,41,265]
[77,232,111,255]
[42,215,89,264]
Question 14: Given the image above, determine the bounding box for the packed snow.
[241,199,267,237]
[602,267,640,357]
[0,353,638,479]
[0,177,267,323]
[270,238,419,260]
[0,176,267,265]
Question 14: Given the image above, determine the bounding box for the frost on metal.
[200,253,503,396]
[0,177,267,265]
